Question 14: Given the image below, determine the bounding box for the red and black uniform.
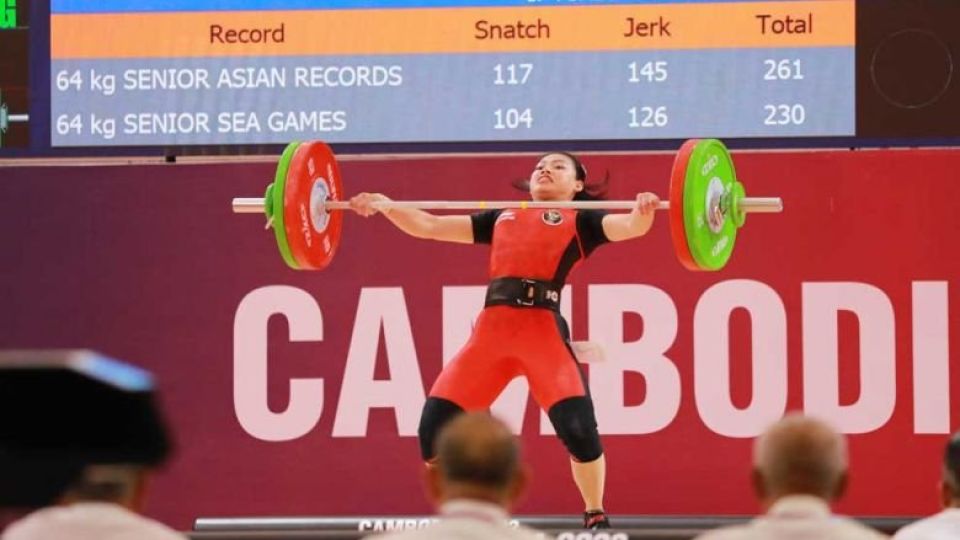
[418,208,609,462]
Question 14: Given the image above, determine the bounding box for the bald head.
[753,414,848,500]
[435,413,519,492]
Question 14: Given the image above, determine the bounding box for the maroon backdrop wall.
[1,148,958,529]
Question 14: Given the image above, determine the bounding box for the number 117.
[494,63,533,85]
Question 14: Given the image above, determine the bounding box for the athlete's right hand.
[349,192,391,217]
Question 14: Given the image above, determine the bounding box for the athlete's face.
[530,153,583,201]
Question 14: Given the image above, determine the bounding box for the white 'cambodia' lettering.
[588,284,680,434]
[694,280,787,437]
[332,288,425,437]
[233,286,324,441]
[232,280,952,440]
[912,281,950,434]
[802,282,896,433]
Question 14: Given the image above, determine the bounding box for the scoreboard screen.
[49,0,858,147]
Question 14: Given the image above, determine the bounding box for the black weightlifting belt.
[484,277,561,311]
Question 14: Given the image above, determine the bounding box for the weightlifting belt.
[484,277,561,311]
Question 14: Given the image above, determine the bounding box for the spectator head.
[425,412,527,510]
[752,413,848,506]
[0,350,172,511]
[940,431,960,507]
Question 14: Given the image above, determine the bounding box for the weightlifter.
[350,152,659,529]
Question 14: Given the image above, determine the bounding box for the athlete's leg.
[523,311,609,526]
[547,396,606,512]
[418,397,464,461]
[418,308,520,461]
[572,456,606,512]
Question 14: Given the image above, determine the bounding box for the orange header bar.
[52,1,854,59]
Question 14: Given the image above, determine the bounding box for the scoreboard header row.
[52,1,853,59]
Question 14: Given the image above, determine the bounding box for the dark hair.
[554,151,588,181]
[944,432,960,495]
[512,152,610,201]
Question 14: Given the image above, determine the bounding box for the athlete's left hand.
[634,192,660,216]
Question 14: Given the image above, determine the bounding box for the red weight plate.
[669,139,702,271]
[282,141,344,271]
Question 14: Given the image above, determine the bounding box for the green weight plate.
[270,141,302,270]
[682,139,738,271]
[730,181,746,228]
[264,182,275,221]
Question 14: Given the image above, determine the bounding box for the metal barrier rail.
[190,529,717,540]
[191,515,916,539]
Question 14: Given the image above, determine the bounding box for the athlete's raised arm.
[349,192,474,244]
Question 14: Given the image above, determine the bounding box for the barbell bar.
[231,198,783,213]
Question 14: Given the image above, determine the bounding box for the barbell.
[232,139,783,271]
[0,90,29,147]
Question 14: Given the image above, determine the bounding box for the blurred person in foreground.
[0,350,186,540]
[370,412,546,540]
[893,431,960,540]
[696,413,886,540]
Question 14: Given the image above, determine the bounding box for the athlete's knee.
[418,397,465,461]
[548,396,603,462]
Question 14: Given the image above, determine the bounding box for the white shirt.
[1,502,187,540]
[367,499,548,540]
[894,509,960,540]
[696,495,888,540]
